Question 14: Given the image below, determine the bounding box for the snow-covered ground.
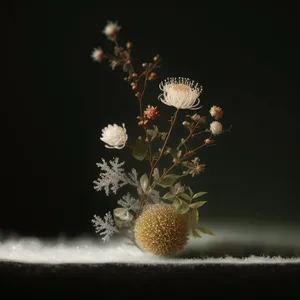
[0,223,299,265]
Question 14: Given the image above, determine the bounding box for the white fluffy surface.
[0,238,300,265]
[0,224,299,265]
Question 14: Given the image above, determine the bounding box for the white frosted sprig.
[91,212,118,242]
[93,157,127,195]
[117,193,140,212]
[93,158,139,196]
[126,168,139,187]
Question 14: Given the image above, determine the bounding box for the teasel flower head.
[134,204,189,256]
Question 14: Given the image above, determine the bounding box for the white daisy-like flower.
[210,121,223,136]
[158,77,203,110]
[91,47,104,62]
[100,123,128,149]
[102,21,121,40]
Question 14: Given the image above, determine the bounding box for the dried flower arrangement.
[91,21,230,257]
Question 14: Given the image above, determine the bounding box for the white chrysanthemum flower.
[210,121,223,136]
[102,21,121,40]
[91,47,104,62]
[158,77,203,110]
[100,123,128,149]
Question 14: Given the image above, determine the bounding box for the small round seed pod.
[134,204,189,256]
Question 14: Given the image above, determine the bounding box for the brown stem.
[113,35,120,48]
[192,130,210,137]
[138,98,143,120]
[149,109,179,181]
[150,157,189,192]
[136,60,159,121]
[191,143,206,152]
[147,135,153,168]
[152,163,176,188]
[111,34,161,197]
[177,120,207,151]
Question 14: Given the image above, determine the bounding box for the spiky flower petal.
[158,77,202,110]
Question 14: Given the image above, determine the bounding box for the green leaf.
[153,168,160,181]
[198,227,215,236]
[172,198,190,214]
[146,129,156,136]
[177,150,182,158]
[140,173,149,192]
[146,129,158,141]
[158,174,181,188]
[150,126,167,140]
[162,192,175,200]
[187,187,194,197]
[114,207,127,217]
[192,192,208,199]
[172,182,184,195]
[178,202,190,214]
[113,208,133,222]
[113,209,133,228]
[133,139,148,161]
[160,132,167,140]
[192,229,202,238]
[164,147,177,158]
[180,193,192,202]
[153,125,159,132]
[114,217,132,228]
[172,198,181,209]
[189,201,207,209]
[189,209,199,229]
[163,147,171,154]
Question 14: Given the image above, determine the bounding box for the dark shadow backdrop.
[2,3,300,237]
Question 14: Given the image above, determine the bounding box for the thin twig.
[149,109,179,180]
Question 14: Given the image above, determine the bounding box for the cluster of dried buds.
[182,113,207,131]
[175,155,206,177]
[181,105,224,147]
[128,57,159,93]
[91,21,161,103]
[137,105,160,127]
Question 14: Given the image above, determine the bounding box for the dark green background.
[3,3,299,237]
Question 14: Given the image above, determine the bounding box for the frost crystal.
[91,212,118,242]
[117,193,140,212]
[126,168,139,187]
[93,157,138,195]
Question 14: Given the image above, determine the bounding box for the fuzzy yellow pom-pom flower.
[134,204,189,256]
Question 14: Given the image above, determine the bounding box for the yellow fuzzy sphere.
[134,204,189,256]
